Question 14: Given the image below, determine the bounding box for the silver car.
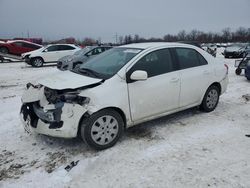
[57,46,112,71]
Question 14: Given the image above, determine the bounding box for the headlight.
[26,83,42,89]
[62,92,90,105]
[44,87,90,105]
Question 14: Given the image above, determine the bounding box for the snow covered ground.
[0,49,249,188]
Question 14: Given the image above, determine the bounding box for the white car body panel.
[20,42,229,138]
[22,44,80,63]
[128,71,180,122]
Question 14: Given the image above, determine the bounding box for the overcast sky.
[0,0,250,42]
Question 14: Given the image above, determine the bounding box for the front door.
[127,48,180,122]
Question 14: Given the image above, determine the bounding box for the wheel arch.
[30,56,44,62]
[77,106,127,137]
[200,82,222,106]
[210,82,222,95]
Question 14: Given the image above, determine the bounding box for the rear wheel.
[200,85,220,112]
[31,57,44,67]
[0,47,9,54]
[235,68,242,75]
[80,109,124,150]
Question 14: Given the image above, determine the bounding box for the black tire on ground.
[200,85,220,112]
[80,109,124,150]
[31,57,44,67]
[235,68,242,75]
[0,47,9,54]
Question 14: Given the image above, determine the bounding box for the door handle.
[170,77,179,83]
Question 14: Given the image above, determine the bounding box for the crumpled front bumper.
[20,86,88,138]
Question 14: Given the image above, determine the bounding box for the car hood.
[225,46,242,52]
[38,71,102,90]
[58,55,73,62]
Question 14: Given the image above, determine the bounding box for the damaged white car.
[20,42,229,150]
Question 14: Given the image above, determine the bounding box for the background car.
[22,44,81,67]
[0,40,42,55]
[201,43,217,57]
[57,46,112,70]
[223,43,248,58]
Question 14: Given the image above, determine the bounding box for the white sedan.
[22,44,81,67]
[20,42,228,150]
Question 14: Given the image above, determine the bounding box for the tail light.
[224,64,229,74]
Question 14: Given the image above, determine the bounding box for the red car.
[0,40,42,56]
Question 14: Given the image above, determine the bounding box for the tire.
[80,109,124,150]
[31,57,44,67]
[235,68,242,75]
[0,47,9,54]
[200,85,220,112]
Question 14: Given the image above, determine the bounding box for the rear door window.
[46,45,59,52]
[58,45,75,51]
[175,48,207,69]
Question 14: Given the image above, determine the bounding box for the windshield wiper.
[78,68,101,78]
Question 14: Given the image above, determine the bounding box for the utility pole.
[27,30,30,39]
[115,32,118,44]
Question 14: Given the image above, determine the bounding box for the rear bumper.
[220,75,229,95]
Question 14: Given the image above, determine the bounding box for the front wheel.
[80,109,124,150]
[31,57,44,67]
[235,68,242,75]
[0,47,9,54]
[200,85,220,112]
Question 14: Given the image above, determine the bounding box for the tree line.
[61,27,250,46]
[120,27,250,45]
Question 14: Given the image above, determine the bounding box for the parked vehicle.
[0,40,42,55]
[57,46,112,71]
[245,61,250,80]
[20,42,228,150]
[235,50,250,75]
[22,44,81,67]
[223,43,249,58]
[201,43,217,57]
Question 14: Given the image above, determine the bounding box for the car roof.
[7,40,42,46]
[46,44,78,47]
[119,42,196,50]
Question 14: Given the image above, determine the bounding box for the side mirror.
[43,49,48,52]
[130,70,148,81]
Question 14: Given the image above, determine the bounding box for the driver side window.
[127,48,174,80]
[46,45,59,52]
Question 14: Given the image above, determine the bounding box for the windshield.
[78,46,95,56]
[76,48,142,79]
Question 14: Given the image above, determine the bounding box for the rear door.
[127,48,180,122]
[57,45,77,59]
[174,48,213,107]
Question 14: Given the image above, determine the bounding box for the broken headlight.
[26,83,42,89]
[44,87,89,105]
[61,92,90,105]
